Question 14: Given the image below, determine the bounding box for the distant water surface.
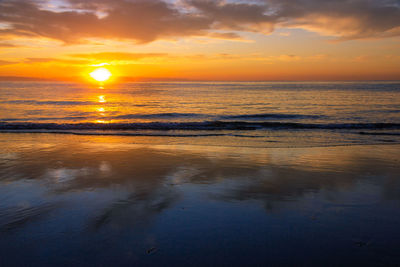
[1,81,399,147]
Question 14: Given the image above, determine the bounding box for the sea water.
[1,81,399,147]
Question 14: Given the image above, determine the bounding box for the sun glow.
[90,68,112,82]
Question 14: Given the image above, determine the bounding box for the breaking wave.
[220,113,324,120]
[1,121,399,131]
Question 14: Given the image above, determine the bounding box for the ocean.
[1,81,399,147]
[0,81,400,266]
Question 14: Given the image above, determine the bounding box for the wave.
[220,113,323,120]
[0,112,324,122]
[383,110,400,113]
[1,100,96,106]
[1,121,400,131]
[114,113,206,119]
[358,131,400,136]
[101,112,325,121]
[1,116,88,122]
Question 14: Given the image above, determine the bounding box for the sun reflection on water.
[95,120,109,124]
[95,97,109,123]
[98,95,106,103]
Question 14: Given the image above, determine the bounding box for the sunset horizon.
[1,0,400,82]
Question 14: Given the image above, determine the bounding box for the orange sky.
[1,0,400,81]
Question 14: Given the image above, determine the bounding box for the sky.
[0,0,400,81]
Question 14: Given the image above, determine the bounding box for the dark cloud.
[0,0,400,44]
[186,0,276,33]
[0,0,212,43]
[268,0,400,39]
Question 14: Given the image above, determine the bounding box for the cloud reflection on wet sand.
[0,134,399,265]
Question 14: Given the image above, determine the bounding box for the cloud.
[22,57,90,65]
[186,0,276,33]
[206,32,249,41]
[277,54,301,61]
[0,0,400,44]
[0,42,18,48]
[70,52,168,61]
[0,60,15,66]
[270,0,400,40]
[0,0,214,43]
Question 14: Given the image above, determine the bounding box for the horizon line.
[0,76,399,83]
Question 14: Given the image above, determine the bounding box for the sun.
[90,68,112,82]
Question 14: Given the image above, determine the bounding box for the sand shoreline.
[0,133,399,265]
[1,131,399,150]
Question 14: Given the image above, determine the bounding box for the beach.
[2,0,400,265]
[0,81,399,265]
[0,133,399,266]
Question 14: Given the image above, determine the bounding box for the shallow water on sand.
[0,134,399,266]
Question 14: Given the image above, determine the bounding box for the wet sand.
[0,133,399,266]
